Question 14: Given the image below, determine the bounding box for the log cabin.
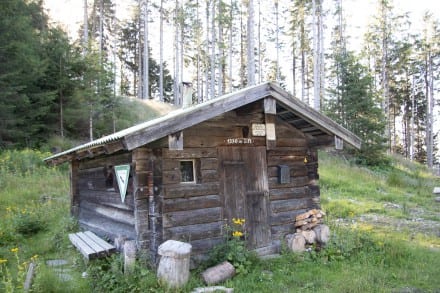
[45,82,361,265]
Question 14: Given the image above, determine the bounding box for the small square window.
[180,160,195,183]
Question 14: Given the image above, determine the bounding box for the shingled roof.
[45,82,361,165]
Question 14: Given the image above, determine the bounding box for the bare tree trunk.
[228,0,233,92]
[275,0,279,81]
[426,52,434,168]
[247,0,255,85]
[410,75,415,161]
[205,0,210,99]
[210,0,216,97]
[159,0,164,102]
[143,0,149,99]
[99,0,103,62]
[83,0,88,54]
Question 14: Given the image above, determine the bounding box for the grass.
[0,149,439,292]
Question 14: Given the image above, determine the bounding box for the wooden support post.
[264,97,277,150]
[70,160,79,217]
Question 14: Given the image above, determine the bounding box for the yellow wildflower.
[232,231,243,238]
[232,218,245,225]
[6,207,11,212]
[0,259,7,264]
[10,247,19,253]
[31,254,38,261]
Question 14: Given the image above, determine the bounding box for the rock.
[435,196,440,203]
[157,240,192,288]
[285,233,306,252]
[313,224,330,244]
[201,261,236,285]
[433,187,440,194]
[301,230,316,244]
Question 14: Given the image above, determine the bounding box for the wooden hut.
[45,82,361,264]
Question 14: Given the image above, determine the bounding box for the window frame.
[179,159,197,184]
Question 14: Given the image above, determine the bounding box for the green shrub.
[0,149,50,176]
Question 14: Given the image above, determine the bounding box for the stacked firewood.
[294,209,325,231]
[285,209,330,252]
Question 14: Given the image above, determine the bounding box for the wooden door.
[218,146,271,248]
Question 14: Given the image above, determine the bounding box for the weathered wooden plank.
[268,176,309,189]
[201,169,218,182]
[267,149,308,157]
[164,221,222,241]
[68,233,97,260]
[162,207,222,228]
[84,231,116,253]
[162,159,179,171]
[162,170,181,185]
[269,187,309,201]
[78,152,132,170]
[271,223,296,239]
[270,198,311,213]
[80,200,135,226]
[77,166,106,178]
[78,218,136,240]
[163,148,217,159]
[76,232,107,257]
[267,165,308,178]
[268,155,307,166]
[79,190,135,209]
[264,97,277,114]
[201,158,218,170]
[163,194,221,213]
[168,131,183,150]
[164,182,220,199]
[270,208,308,226]
[190,237,225,254]
[71,160,80,217]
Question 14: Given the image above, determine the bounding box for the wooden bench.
[68,231,116,260]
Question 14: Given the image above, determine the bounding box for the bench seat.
[68,231,116,260]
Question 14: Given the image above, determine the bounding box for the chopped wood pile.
[285,209,330,253]
[294,209,325,231]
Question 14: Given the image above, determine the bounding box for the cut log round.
[313,224,330,245]
[202,261,236,285]
[285,233,306,252]
[301,229,316,244]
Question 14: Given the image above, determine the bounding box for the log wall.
[76,152,136,241]
[155,100,321,260]
[268,119,320,239]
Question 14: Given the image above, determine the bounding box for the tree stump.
[157,240,192,288]
[201,261,236,285]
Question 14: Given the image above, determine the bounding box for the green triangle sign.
[115,164,130,203]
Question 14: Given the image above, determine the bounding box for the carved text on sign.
[252,123,266,136]
[225,138,254,144]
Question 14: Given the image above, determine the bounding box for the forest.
[0,0,439,168]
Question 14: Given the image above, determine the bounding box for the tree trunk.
[159,0,164,102]
[143,0,149,99]
[246,0,255,85]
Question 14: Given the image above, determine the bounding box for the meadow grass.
[1,149,439,292]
